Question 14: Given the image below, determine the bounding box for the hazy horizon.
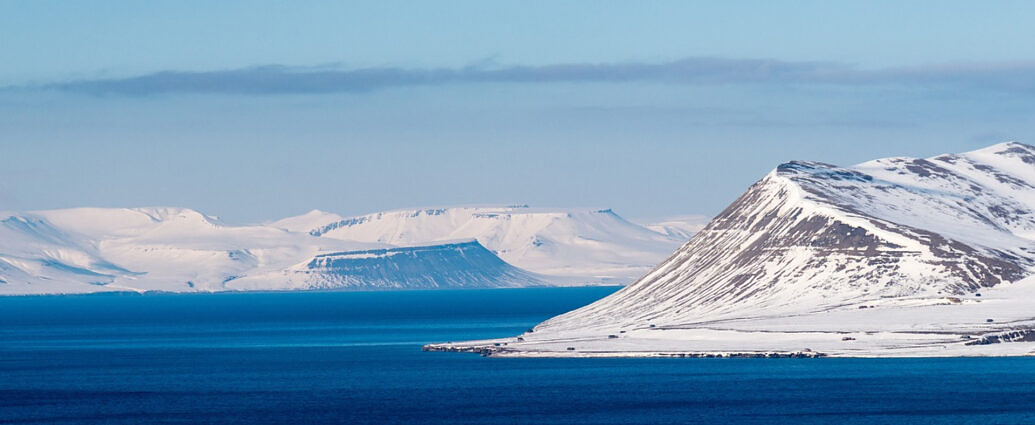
[3,1,1034,223]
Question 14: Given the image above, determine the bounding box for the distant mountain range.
[301,206,699,282]
[0,205,698,294]
[429,142,1035,357]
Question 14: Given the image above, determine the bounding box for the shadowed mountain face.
[539,142,1035,331]
[298,241,546,289]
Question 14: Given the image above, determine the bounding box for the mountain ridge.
[428,142,1035,357]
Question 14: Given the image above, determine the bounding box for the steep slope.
[307,206,686,283]
[248,241,546,290]
[428,142,1035,357]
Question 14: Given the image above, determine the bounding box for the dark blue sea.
[2,287,1035,425]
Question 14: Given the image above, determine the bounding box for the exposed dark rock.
[965,329,1035,345]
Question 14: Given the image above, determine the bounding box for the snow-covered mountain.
[0,207,369,294]
[0,205,691,294]
[288,241,544,290]
[268,209,345,233]
[0,207,552,294]
[637,215,710,240]
[306,206,688,283]
[428,142,1035,357]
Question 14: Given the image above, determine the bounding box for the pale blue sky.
[2,1,1035,223]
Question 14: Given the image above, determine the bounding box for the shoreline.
[0,284,624,298]
[422,326,1035,358]
[422,342,1035,358]
[422,343,827,358]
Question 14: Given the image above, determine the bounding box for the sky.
[2,1,1035,223]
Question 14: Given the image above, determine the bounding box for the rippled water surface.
[2,287,1034,424]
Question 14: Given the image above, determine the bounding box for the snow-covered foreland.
[0,206,693,295]
[426,142,1035,357]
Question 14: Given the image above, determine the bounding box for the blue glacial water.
[2,286,1035,424]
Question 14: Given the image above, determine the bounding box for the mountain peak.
[531,143,1035,335]
[968,140,1034,155]
[269,209,345,233]
[972,141,1035,166]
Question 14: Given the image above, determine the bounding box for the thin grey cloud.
[15,58,1035,96]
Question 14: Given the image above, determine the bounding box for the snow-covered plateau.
[0,206,693,295]
[426,142,1035,357]
[306,206,693,282]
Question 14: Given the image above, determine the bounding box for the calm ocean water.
[2,287,1035,424]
